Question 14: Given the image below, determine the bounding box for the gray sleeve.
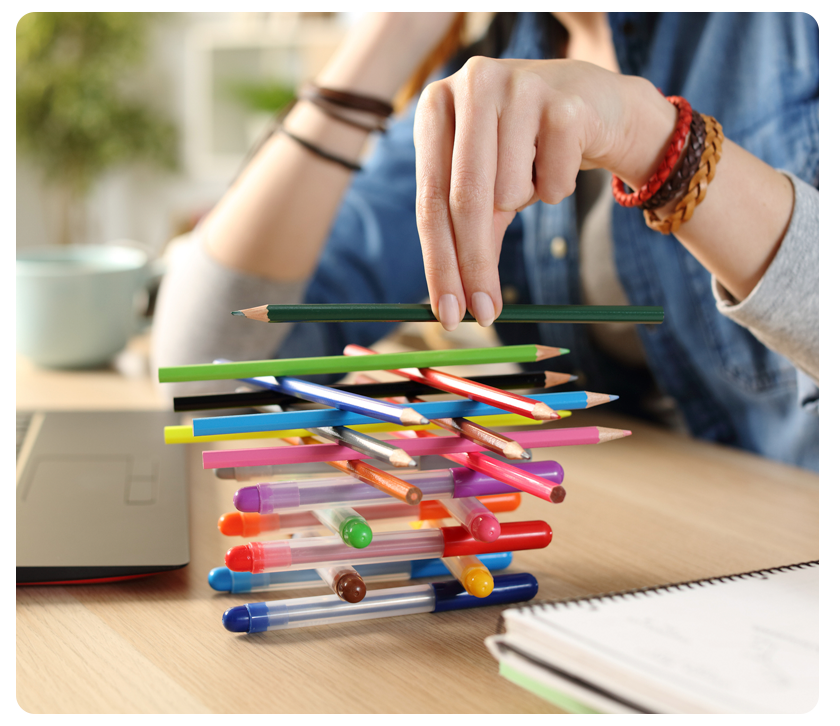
[150,231,307,400]
[711,172,818,389]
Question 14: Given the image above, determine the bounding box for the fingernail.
[437,294,461,331]
[471,292,497,327]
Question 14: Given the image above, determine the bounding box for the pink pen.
[441,497,500,543]
[225,520,552,573]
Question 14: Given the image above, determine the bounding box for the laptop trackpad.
[23,458,157,505]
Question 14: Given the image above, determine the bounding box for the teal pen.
[208,552,514,593]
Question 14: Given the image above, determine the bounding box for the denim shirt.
[277,12,819,471]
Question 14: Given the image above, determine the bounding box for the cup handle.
[107,240,166,334]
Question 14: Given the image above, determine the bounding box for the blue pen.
[193,390,616,437]
[213,359,428,427]
[209,552,514,593]
[222,572,538,633]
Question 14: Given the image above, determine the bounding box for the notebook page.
[502,564,818,713]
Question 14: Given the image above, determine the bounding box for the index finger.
[414,79,465,331]
[448,58,503,327]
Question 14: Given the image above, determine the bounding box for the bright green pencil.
[157,344,566,383]
[234,303,664,325]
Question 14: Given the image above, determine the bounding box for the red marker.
[226,520,552,573]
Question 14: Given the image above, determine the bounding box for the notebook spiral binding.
[496,561,818,634]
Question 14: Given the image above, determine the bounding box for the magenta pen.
[441,497,500,543]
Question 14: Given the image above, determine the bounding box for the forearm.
[712,172,819,384]
[615,78,795,302]
[204,13,456,282]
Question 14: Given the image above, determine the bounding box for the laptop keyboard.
[16,412,33,461]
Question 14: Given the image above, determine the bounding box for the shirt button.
[550,236,567,259]
[502,285,519,304]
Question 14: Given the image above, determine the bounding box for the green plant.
[16,12,178,245]
[226,80,296,115]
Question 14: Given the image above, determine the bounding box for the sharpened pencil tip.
[400,408,430,426]
[231,310,245,316]
[596,427,633,443]
[535,345,568,361]
[503,441,529,460]
[532,402,558,421]
[584,392,616,408]
[544,371,577,387]
[390,450,417,468]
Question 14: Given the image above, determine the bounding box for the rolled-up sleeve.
[151,233,307,399]
[711,172,818,409]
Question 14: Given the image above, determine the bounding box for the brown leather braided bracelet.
[297,88,388,133]
[644,114,724,235]
[640,111,706,211]
[304,84,394,118]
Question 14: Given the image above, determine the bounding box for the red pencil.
[396,429,565,504]
[343,343,560,421]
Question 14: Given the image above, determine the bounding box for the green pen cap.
[340,517,372,549]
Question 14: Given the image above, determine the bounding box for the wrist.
[315,13,456,101]
[610,77,679,190]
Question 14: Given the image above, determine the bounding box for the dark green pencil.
[233,303,664,324]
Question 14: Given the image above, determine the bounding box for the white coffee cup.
[16,242,161,368]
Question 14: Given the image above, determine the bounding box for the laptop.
[16,410,189,584]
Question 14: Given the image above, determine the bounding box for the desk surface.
[16,345,819,714]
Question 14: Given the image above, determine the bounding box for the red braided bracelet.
[611,95,693,208]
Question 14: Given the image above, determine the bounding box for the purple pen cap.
[233,483,301,514]
[450,460,564,498]
[233,486,261,513]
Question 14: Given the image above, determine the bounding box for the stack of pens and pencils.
[158,303,663,635]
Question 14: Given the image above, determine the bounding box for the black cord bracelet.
[279,127,362,172]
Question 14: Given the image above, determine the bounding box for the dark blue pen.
[223,572,538,633]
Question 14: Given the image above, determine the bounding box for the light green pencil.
[157,344,567,383]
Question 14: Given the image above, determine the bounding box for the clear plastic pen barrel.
[247,584,435,630]
[247,529,444,572]
[256,471,456,512]
[311,506,358,536]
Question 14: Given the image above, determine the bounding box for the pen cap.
[432,572,538,612]
[450,461,564,498]
[208,567,283,593]
[441,520,552,557]
[218,512,281,537]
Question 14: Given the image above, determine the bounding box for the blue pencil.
[192,390,617,437]
[214,360,429,427]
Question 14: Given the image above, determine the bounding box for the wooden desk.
[16,345,819,713]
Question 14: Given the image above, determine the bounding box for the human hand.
[413,56,676,329]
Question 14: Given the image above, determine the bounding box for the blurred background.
[16,11,500,374]
[17,11,357,254]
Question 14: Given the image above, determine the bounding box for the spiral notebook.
[486,562,818,714]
